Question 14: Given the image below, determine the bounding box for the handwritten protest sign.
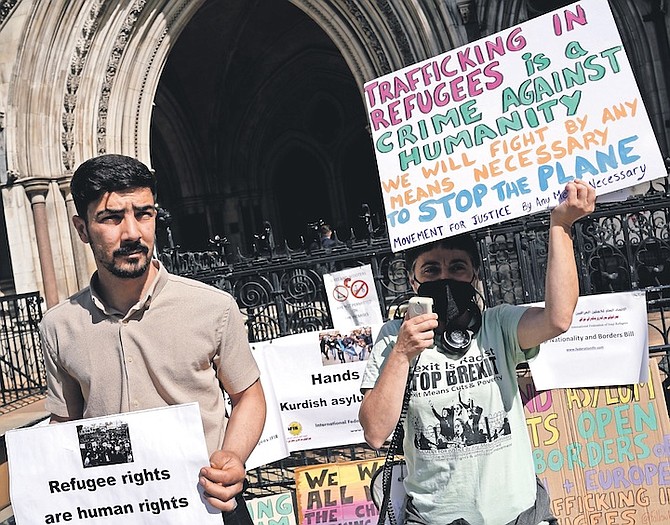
[295,458,382,525]
[520,359,670,525]
[365,0,667,251]
[246,493,297,525]
[6,403,221,525]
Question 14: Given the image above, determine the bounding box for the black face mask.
[416,279,482,358]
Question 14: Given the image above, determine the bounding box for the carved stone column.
[22,178,59,308]
[58,177,91,289]
[456,0,481,41]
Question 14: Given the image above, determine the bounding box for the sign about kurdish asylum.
[365,0,667,252]
[254,329,375,452]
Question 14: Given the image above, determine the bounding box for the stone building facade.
[0,0,668,307]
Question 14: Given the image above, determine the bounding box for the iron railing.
[158,179,670,497]
[158,182,670,353]
[0,179,667,499]
[0,292,46,406]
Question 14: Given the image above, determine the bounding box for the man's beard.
[102,242,151,279]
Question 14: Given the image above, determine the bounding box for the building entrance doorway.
[150,0,383,252]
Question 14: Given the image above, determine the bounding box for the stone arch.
[6,0,473,189]
[0,0,489,298]
[4,0,211,298]
[6,0,665,301]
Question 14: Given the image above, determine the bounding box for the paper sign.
[6,403,221,525]
[528,290,648,389]
[256,329,377,451]
[323,264,384,331]
[365,0,667,251]
[246,348,291,470]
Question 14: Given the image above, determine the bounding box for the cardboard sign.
[6,403,221,524]
[365,0,666,251]
[521,360,670,524]
[295,458,383,525]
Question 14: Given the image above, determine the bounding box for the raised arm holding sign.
[355,1,670,522]
[359,179,595,524]
[365,0,666,252]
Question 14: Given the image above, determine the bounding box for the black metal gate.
[0,292,46,407]
[0,181,668,499]
[156,182,670,498]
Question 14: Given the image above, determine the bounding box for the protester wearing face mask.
[359,180,596,525]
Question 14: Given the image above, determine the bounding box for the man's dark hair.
[70,154,157,219]
[405,233,481,274]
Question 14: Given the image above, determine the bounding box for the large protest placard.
[521,359,670,525]
[295,458,383,525]
[6,403,221,525]
[365,0,667,251]
[529,290,649,389]
[255,328,379,451]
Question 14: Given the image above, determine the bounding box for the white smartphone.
[407,296,433,318]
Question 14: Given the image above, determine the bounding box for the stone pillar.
[456,0,481,41]
[23,178,59,308]
[58,177,91,289]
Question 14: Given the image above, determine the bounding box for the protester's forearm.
[518,221,578,349]
[543,179,595,335]
[221,380,266,464]
[200,381,264,513]
[518,181,594,349]
[544,217,579,333]
[359,350,412,449]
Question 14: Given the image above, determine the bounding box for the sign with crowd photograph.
[520,359,670,525]
[253,327,379,451]
[6,403,221,525]
[364,0,667,251]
